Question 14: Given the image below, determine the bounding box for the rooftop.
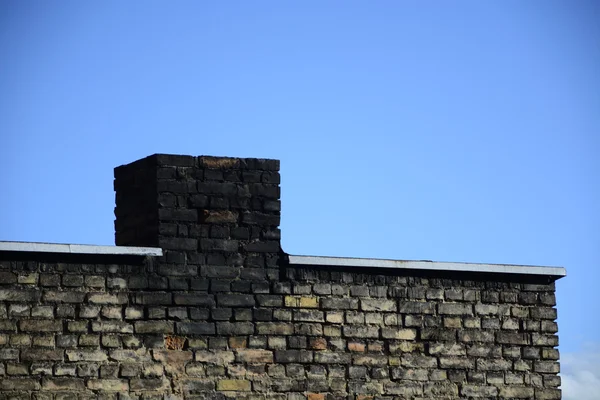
[0,241,565,280]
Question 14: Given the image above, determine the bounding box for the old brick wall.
[0,154,561,399]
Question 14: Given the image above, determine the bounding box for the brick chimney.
[113,154,281,280]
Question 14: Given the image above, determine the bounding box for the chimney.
[114,154,281,280]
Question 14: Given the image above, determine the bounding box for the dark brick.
[177,322,216,335]
[174,294,215,307]
[217,294,255,307]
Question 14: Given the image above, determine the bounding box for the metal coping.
[288,255,566,278]
[0,241,163,257]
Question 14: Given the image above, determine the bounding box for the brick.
[40,274,60,287]
[285,295,319,308]
[65,350,108,362]
[534,361,560,373]
[177,322,216,335]
[0,320,17,331]
[385,381,423,396]
[321,298,358,310]
[129,378,170,391]
[21,349,63,361]
[256,295,283,307]
[42,377,86,391]
[85,275,105,287]
[256,322,294,335]
[274,350,313,363]
[92,321,133,333]
[153,350,194,364]
[0,289,40,302]
[88,293,128,304]
[135,321,174,334]
[195,351,235,365]
[498,386,534,398]
[10,334,31,346]
[476,358,512,371]
[0,378,41,390]
[496,331,529,345]
[31,305,54,318]
[361,299,396,312]
[461,385,498,397]
[173,293,214,306]
[217,379,251,391]
[381,328,417,340]
[309,337,327,350]
[109,349,151,362]
[0,271,17,284]
[294,310,324,322]
[438,303,473,315]
[352,354,387,366]
[216,322,253,335]
[458,330,494,343]
[343,325,379,338]
[20,319,62,332]
[398,301,435,314]
[439,357,475,369]
[236,349,273,363]
[314,352,352,364]
[535,389,561,399]
[217,294,255,307]
[87,379,129,391]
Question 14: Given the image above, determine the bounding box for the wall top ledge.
[0,241,163,257]
[289,255,566,279]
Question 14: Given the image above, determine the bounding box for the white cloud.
[561,347,600,400]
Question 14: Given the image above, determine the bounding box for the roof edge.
[0,241,163,257]
[288,255,566,279]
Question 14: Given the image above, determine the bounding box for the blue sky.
[1,2,598,396]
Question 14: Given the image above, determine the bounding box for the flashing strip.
[288,255,566,278]
[0,241,163,257]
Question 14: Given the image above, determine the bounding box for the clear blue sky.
[1,2,598,396]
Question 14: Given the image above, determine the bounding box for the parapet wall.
[0,154,563,400]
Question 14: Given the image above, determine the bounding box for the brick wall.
[0,154,561,399]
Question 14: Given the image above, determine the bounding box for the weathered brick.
[321,297,358,310]
[216,322,253,335]
[1,378,41,390]
[92,321,133,333]
[129,378,170,391]
[65,350,108,362]
[88,293,128,304]
[256,322,294,335]
[343,325,379,338]
[21,349,63,361]
[461,385,498,397]
[458,330,495,343]
[535,388,561,399]
[352,354,387,366]
[109,349,151,362]
[20,319,62,332]
[42,377,86,391]
[438,303,473,315]
[496,331,529,345]
[398,301,435,314]
[236,349,273,363]
[274,350,313,363]
[361,299,396,312]
[87,379,129,391]
[217,379,251,391]
[381,328,417,340]
[217,294,255,307]
[0,289,40,302]
[135,321,174,334]
[195,351,235,365]
[498,386,535,398]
